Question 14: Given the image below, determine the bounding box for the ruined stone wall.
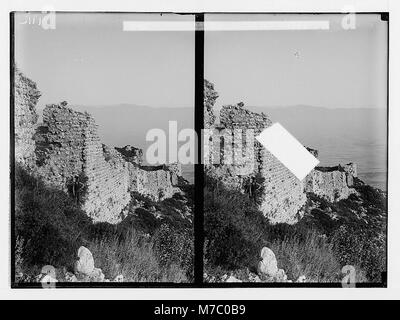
[204,79,219,128]
[218,103,307,224]
[80,120,132,223]
[34,104,130,223]
[304,164,357,202]
[14,68,40,168]
[115,145,143,165]
[14,70,182,224]
[259,148,307,224]
[130,166,178,201]
[220,103,272,130]
[203,79,360,225]
[163,163,183,185]
[35,104,182,223]
[203,99,306,224]
[205,127,255,177]
[343,163,357,186]
[35,105,87,189]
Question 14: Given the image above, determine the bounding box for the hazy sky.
[205,14,388,109]
[14,13,387,110]
[14,13,195,108]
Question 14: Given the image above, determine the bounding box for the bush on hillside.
[66,172,89,205]
[331,225,386,282]
[204,176,268,270]
[15,164,92,269]
[204,171,386,283]
[152,223,194,281]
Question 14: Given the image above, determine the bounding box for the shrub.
[331,225,386,282]
[355,182,387,209]
[152,223,194,281]
[66,172,88,205]
[15,164,92,269]
[15,236,25,277]
[204,176,268,270]
[127,207,160,234]
[242,172,266,207]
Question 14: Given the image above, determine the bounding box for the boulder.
[113,275,124,282]
[248,273,262,283]
[74,246,95,275]
[258,247,278,277]
[38,265,57,283]
[226,275,242,283]
[40,274,58,285]
[89,267,105,282]
[38,266,58,286]
[41,265,56,276]
[275,269,287,282]
[65,272,78,282]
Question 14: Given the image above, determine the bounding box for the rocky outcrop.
[74,246,95,275]
[32,246,123,283]
[258,247,278,276]
[304,164,357,202]
[204,79,219,127]
[204,81,308,224]
[14,70,184,224]
[204,79,358,225]
[14,68,40,168]
[206,246,307,283]
[258,247,288,282]
[115,145,143,165]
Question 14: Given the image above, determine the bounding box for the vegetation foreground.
[14,164,194,283]
[204,173,387,284]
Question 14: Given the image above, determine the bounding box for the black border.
[10,11,16,288]
[10,11,389,289]
[194,13,205,285]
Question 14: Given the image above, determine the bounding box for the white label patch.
[256,123,319,181]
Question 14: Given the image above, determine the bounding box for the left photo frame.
[11,12,196,287]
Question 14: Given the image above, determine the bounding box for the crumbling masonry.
[14,69,182,223]
[204,80,357,224]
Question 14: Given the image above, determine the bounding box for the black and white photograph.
[4,0,400,305]
[203,13,388,285]
[12,12,195,285]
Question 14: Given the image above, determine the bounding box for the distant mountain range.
[38,104,386,159]
[248,105,387,189]
[247,105,387,156]
[36,104,386,188]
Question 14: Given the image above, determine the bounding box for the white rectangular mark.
[256,123,320,181]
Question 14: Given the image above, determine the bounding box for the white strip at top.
[123,20,330,31]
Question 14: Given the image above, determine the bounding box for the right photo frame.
[202,13,388,286]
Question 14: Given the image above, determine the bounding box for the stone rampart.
[14,70,182,223]
[204,79,357,224]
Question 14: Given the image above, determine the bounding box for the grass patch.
[268,231,341,282]
[14,164,193,283]
[87,230,187,282]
